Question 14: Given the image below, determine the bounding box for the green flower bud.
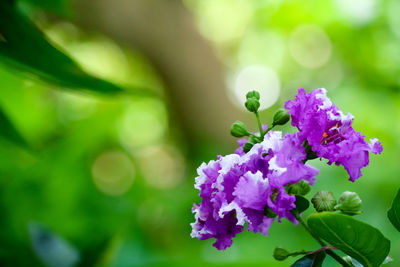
[286,180,311,196]
[249,135,262,144]
[273,109,290,126]
[273,247,290,261]
[230,121,250,137]
[243,142,254,153]
[311,191,337,212]
[245,98,260,113]
[335,191,362,215]
[246,90,260,100]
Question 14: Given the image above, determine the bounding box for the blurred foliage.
[0,0,400,266]
[0,1,153,96]
[19,0,71,17]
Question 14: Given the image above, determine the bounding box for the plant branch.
[296,214,352,267]
[255,112,264,138]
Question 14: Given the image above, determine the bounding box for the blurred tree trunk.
[73,0,243,149]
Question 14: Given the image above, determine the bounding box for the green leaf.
[291,195,310,215]
[0,1,153,96]
[346,256,393,267]
[0,107,28,147]
[308,212,390,267]
[290,251,326,267]
[19,0,71,17]
[388,188,400,232]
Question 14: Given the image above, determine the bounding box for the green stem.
[255,112,264,137]
[289,250,309,257]
[266,124,274,132]
[255,112,275,139]
[296,214,352,267]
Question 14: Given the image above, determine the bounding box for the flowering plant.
[190,88,398,267]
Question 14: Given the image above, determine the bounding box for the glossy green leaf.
[308,212,390,267]
[0,1,153,96]
[347,256,393,267]
[290,251,326,267]
[388,188,400,232]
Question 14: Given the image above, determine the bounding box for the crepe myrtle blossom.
[285,88,383,182]
[190,131,319,250]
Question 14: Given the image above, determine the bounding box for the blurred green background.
[0,0,399,266]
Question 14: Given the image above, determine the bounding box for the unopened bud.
[245,98,260,113]
[335,191,362,215]
[273,109,290,126]
[230,121,250,137]
[246,90,260,100]
[286,180,311,196]
[273,247,290,261]
[312,191,337,212]
[243,142,254,153]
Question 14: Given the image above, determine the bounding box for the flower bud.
[243,142,254,153]
[335,191,362,215]
[311,191,337,212]
[273,247,290,261]
[245,98,260,113]
[230,121,250,137]
[246,90,260,100]
[249,135,262,144]
[273,109,290,126]
[286,180,311,196]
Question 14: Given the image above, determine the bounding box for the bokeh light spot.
[193,0,253,44]
[136,145,185,189]
[91,150,135,196]
[118,99,167,149]
[289,24,332,69]
[231,65,280,110]
[335,0,377,25]
[238,31,285,69]
[387,0,400,37]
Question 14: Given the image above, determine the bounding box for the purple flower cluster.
[191,131,318,250]
[191,88,382,250]
[285,88,383,182]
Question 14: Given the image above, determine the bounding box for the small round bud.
[245,98,260,113]
[243,142,254,153]
[286,180,311,196]
[246,90,260,100]
[273,247,290,261]
[273,109,291,126]
[335,191,362,215]
[311,191,337,212]
[230,121,250,137]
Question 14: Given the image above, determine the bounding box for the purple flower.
[191,131,319,250]
[285,88,383,182]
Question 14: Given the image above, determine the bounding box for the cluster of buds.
[311,190,362,215]
[230,91,291,153]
